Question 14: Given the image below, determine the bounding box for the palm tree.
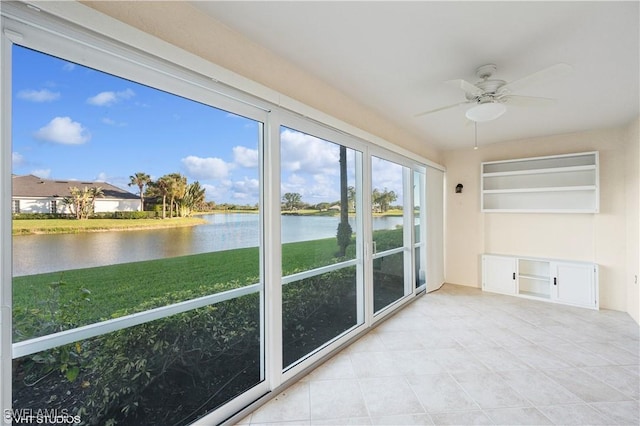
[128,172,151,211]
[165,173,187,218]
[151,177,170,219]
[178,181,206,217]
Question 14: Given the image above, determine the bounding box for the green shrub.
[12,213,70,220]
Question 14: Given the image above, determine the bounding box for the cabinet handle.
[553,277,557,286]
[513,272,516,280]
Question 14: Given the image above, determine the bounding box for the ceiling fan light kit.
[466,102,507,122]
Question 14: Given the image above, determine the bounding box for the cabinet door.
[483,255,516,295]
[553,262,597,308]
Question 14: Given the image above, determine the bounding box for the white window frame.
[1,3,272,422]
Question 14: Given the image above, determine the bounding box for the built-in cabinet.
[481,152,599,213]
[482,254,599,309]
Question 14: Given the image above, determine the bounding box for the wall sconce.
[455,183,463,193]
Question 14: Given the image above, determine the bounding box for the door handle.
[512,272,516,280]
[553,277,557,286]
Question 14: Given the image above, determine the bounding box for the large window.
[280,126,363,368]
[11,45,266,425]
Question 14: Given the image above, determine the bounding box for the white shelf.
[519,273,548,281]
[481,152,599,213]
[484,186,596,194]
[519,290,551,299]
[483,165,596,178]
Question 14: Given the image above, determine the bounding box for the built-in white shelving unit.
[482,254,599,309]
[481,152,599,213]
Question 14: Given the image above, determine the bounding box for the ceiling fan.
[415,63,572,122]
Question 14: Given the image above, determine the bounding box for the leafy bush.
[78,288,261,425]
[12,213,70,220]
[14,266,361,424]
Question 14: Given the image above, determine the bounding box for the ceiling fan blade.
[500,63,572,94]
[502,95,557,106]
[446,79,484,97]
[414,101,470,117]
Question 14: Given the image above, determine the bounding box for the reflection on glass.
[373,251,405,312]
[280,127,358,264]
[282,266,358,368]
[415,246,426,288]
[11,45,264,422]
[280,127,361,368]
[372,156,407,312]
[12,45,262,334]
[414,170,426,289]
[12,295,262,425]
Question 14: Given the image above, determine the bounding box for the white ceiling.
[193,1,639,151]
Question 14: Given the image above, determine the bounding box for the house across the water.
[12,174,141,214]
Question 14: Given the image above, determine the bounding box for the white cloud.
[62,63,76,71]
[95,172,108,182]
[17,89,60,103]
[181,155,234,180]
[87,88,135,106]
[281,128,340,175]
[12,152,24,168]
[31,169,51,179]
[34,116,91,145]
[371,157,404,202]
[101,117,126,127]
[231,177,259,200]
[233,146,259,168]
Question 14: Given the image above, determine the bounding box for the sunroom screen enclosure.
[0,3,445,425]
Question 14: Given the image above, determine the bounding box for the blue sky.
[12,45,403,205]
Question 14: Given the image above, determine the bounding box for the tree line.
[282,187,399,213]
[129,172,206,219]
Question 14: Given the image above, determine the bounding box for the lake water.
[13,213,403,276]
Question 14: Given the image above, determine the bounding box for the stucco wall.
[443,123,638,314]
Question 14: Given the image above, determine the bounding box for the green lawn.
[12,217,206,235]
[12,228,401,341]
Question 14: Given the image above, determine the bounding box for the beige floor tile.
[310,417,370,425]
[370,413,434,425]
[307,353,356,381]
[429,410,494,425]
[349,350,402,378]
[358,376,424,418]
[452,371,530,409]
[483,407,552,425]
[250,381,310,424]
[506,344,573,369]
[406,373,479,413]
[472,346,533,372]
[309,379,368,420]
[377,330,425,351]
[499,370,582,406]
[388,349,448,376]
[590,400,640,425]
[537,403,615,425]
[582,365,640,399]
[543,368,631,403]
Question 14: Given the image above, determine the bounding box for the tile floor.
[237,284,639,425]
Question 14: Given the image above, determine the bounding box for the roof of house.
[12,175,139,200]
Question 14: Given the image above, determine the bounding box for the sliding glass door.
[371,156,411,313]
[280,125,364,369]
